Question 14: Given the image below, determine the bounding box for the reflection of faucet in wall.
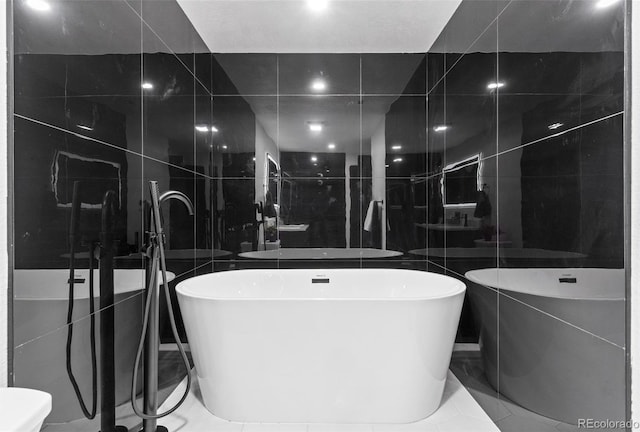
[66,182,129,432]
[97,189,128,432]
[253,202,265,250]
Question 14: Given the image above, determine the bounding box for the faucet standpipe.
[131,181,194,432]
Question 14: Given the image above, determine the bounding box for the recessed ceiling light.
[311,156,318,162]
[210,126,219,133]
[308,123,323,132]
[391,145,402,150]
[327,143,336,150]
[385,164,390,168]
[487,82,505,90]
[393,158,403,163]
[307,0,328,11]
[548,122,564,130]
[141,82,154,90]
[595,0,621,8]
[25,0,50,12]
[311,79,327,92]
[195,125,209,132]
[433,125,449,132]
[222,145,228,150]
[77,125,93,131]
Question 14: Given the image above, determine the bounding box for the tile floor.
[155,368,499,432]
[43,348,623,432]
[449,350,624,432]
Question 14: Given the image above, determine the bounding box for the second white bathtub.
[176,268,465,424]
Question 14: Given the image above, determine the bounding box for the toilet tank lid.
[0,388,52,431]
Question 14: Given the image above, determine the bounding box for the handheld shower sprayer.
[131,181,194,432]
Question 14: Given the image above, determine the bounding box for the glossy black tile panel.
[14,117,135,268]
[385,177,428,252]
[361,53,426,95]
[441,26,498,169]
[280,154,346,178]
[278,96,360,170]
[142,51,195,163]
[15,53,142,152]
[441,92,497,158]
[427,81,445,176]
[195,53,213,94]
[211,96,271,163]
[278,54,360,95]
[218,178,258,252]
[498,0,625,55]
[219,152,256,179]
[427,52,446,94]
[498,116,623,268]
[213,54,278,95]
[362,96,427,178]
[497,49,623,153]
[278,177,347,248]
[15,53,142,99]
[15,0,142,56]
[195,89,214,176]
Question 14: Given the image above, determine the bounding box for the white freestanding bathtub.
[465,268,625,425]
[176,268,466,424]
[13,268,174,423]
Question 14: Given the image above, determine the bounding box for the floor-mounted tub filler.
[465,268,625,425]
[13,268,170,423]
[176,268,466,424]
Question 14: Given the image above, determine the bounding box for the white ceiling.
[176,0,463,54]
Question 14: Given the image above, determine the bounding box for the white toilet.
[0,387,51,432]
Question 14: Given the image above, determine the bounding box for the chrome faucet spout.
[158,190,194,215]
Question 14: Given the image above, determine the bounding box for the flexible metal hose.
[131,209,192,420]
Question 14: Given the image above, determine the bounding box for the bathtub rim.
[464,267,625,301]
[238,247,404,260]
[176,268,466,301]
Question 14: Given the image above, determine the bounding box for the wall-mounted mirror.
[442,154,481,208]
[266,153,279,211]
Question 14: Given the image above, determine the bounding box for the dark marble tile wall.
[12,0,217,426]
[428,0,628,426]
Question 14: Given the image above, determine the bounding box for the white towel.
[364,201,375,232]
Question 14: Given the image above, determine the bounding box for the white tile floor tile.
[244,423,309,431]
[308,424,373,432]
[372,421,439,432]
[464,388,512,423]
[155,370,499,432]
[495,415,562,432]
[438,415,500,432]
